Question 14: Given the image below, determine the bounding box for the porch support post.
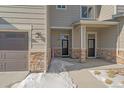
[80,25,86,62]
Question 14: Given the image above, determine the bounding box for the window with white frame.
[56,5,66,9]
[80,6,93,19]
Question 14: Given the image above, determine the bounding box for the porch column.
[80,25,87,62]
[71,26,81,59]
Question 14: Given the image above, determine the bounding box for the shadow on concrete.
[48,58,124,73]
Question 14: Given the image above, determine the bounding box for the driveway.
[0,71,29,87]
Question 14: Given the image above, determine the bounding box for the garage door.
[0,32,28,71]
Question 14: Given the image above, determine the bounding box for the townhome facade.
[0,5,124,72]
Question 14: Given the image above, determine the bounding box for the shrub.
[94,70,101,75]
[105,79,113,85]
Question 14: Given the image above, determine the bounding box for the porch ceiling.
[73,20,119,28]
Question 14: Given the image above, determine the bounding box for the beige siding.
[0,5,47,51]
[117,18,124,50]
[51,29,72,48]
[86,28,101,48]
[86,26,118,49]
[72,26,81,48]
[49,5,80,27]
[51,29,72,57]
[100,26,118,49]
[98,5,114,21]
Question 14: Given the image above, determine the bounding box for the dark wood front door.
[62,39,68,56]
[88,39,95,57]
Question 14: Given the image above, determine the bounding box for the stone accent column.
[80,25,86,62]
[30,52,45,72]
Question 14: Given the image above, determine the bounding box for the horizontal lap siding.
[50,5,80,27]
[117,5,124,13]
[98,5,114,21]
[0,5,47,51]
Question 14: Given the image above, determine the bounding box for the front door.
[88,39,95,57]
[87,33,96,58]
[62,39,68,56]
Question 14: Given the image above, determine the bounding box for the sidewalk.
[69,70,107,88]
[0,71,29,87]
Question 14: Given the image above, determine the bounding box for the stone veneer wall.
[117,50,124,64]
[71,49,86,62]
[46,48,52,71]
[53,48,72,57]
[96,48,117,63]
[53,48,61,57]
[30,52,45,72]
[80,49,86,62]
[71,49,81,59]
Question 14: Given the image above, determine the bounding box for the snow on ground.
[89,70,124,88]
[11,58,76,88]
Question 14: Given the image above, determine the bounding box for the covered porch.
[50,20,119,63]
[72,20,119,63]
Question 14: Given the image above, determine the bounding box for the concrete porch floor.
[55,58,124,88]
[58,58,124,71]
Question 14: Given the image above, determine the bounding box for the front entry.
[62,39,68,56]
[87,33,96,58]
[88,39,95,57]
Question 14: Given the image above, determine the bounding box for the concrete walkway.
[69,70,107,88]
[56,58,124,88]
[0,71,29,87]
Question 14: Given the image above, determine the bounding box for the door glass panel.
[81,6,93,18]
[89,40,94,48]
[81,6,87,18]
[0,32,28,50]
[63,41,67,48]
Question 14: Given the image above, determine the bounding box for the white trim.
[81,25,86,49]
[72,27,74,49]
[50,26,72,29]
[114,5,117,15]
[93,6,96,19]
[87,32,97,58]
[73,20,119,26]
[56,5,67,10]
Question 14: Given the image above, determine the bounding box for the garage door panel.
[5,51,28,59]
[0,32,28,71]
[5,61,28,71]
[0,63,3,71]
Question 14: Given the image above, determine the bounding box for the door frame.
[60,34,69,56]
[62,39,69,56]
[87,32,97,58]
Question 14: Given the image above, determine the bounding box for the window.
[80,6,93,19]
[56,5,66,9]
[5,32,26,38]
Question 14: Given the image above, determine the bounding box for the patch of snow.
[11,58,76,88]
[89,70,124,88]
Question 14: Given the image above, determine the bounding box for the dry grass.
[105,79,113,85]
[94,70,101,75]
[121,81,124,85]
[107,69,118,78]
